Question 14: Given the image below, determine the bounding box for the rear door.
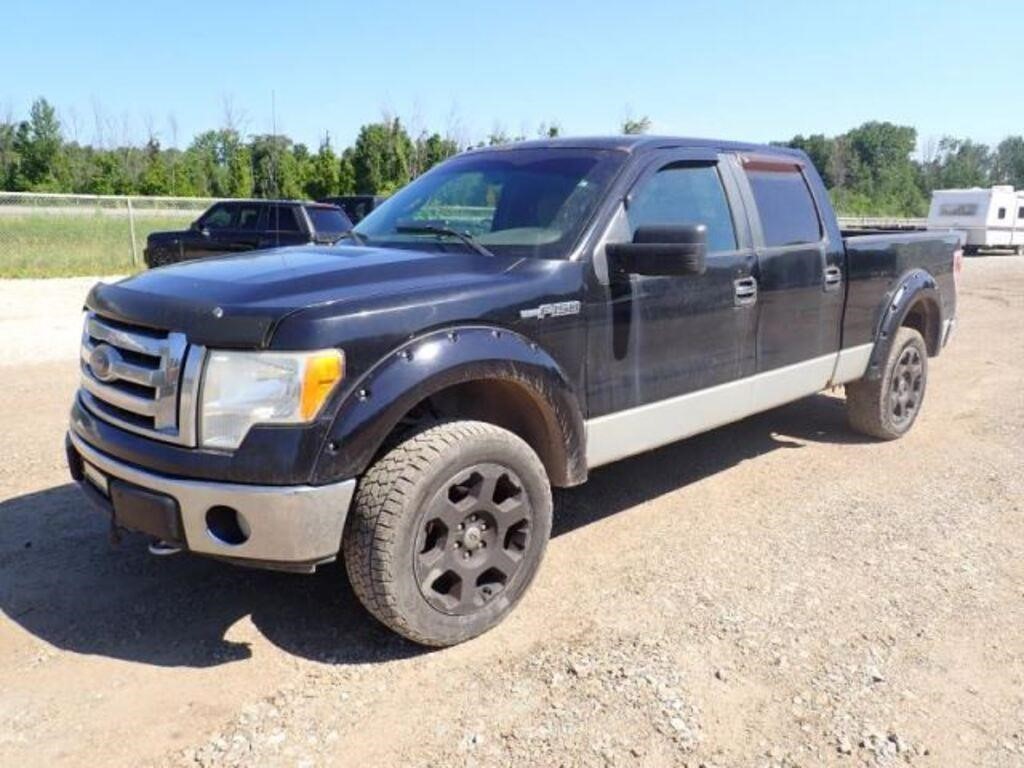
[738,156,844,397]
[260,204,311,249]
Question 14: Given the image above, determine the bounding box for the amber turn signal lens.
[300,350,344,420]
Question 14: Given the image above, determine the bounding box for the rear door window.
[627,164,737,253]
[745,166,822,247]
[267,205,302,232]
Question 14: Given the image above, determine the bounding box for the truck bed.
[841,230,960,353]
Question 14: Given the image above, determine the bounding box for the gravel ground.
[0,256,1021,767]
[0,275,123,363]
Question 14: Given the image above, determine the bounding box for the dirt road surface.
[1,257,1022,767]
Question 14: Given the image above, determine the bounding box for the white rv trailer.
[927,186,1024,254]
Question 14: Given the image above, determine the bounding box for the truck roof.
[204,198,342,208]
[467,135,806,159]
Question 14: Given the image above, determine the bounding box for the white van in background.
[926,186,1024,255]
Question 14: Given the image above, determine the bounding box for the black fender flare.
[312,326,587,487]
[865,269,942,380]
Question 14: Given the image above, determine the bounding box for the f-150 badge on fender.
[520,301,582,320]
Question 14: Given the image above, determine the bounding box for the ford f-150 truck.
[66,137,960,647]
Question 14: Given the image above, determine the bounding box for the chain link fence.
[0,190,932,279]
[0,192,219,277]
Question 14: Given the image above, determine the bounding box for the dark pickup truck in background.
[143,199,353,267]
[68,136,960,647]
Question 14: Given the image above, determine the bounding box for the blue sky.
[4,0,1021,151]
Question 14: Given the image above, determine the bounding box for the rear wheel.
[343,420,552,647]
[846,327,928,440]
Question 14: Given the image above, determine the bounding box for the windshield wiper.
[395,223,495,258]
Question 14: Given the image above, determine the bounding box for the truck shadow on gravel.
[0,393,869,669]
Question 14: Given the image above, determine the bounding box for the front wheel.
[846,327,928,440]
[343,421,553,647]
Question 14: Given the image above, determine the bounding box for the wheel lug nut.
[480,523,487,531]
[453,541,461,548]
[457,523,464,531]
[463,552,470,560]
[469,515,476,522]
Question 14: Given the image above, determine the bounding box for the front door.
[585,151,758,466]
[186,201,266,259]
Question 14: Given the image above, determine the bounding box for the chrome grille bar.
[80,340,161,387]
[79,312,205,446]
[86,314,166,357]
[80,369,159,416]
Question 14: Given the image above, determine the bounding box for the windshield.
[353,148,626,258]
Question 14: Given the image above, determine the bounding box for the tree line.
[2,97,1023,216]
[779,124,1024,216]
[0,98,466,201]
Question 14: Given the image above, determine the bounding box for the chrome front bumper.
[67,431,355,569]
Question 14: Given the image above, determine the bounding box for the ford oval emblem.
[89,344,117,382]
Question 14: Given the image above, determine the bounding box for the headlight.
[199,349,344,450]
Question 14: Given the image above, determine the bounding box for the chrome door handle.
[734,276,758,306]
[824,265,842,291]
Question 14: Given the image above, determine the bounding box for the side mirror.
[607,224,707,277]
[189,220,201,231]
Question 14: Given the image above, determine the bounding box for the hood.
[87,244,524,348]
[146,228,189,242]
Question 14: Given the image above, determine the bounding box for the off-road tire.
[846,327,928,440]
[343,420,553,647]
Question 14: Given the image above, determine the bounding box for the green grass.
[0,213,195,278]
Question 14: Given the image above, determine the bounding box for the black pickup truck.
[143,199,353,268]
[67,137,960,646]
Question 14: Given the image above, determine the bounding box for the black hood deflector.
[86,244,521,348]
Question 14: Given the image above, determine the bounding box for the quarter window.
[1018,206,1024,219]
[997,207,1007,220]
[746,167,821,247]
[627,164,737,253]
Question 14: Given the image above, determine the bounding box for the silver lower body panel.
[68,431,355,567]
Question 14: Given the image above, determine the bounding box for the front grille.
[79,312,206,446]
